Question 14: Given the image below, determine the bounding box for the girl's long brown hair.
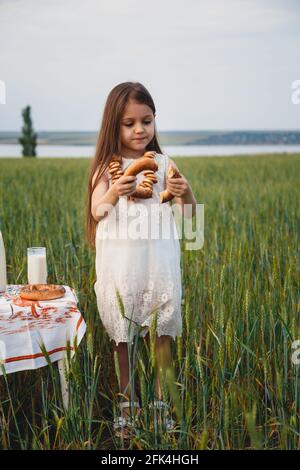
[85,82,163,250]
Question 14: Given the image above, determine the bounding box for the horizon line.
[1,128,300,133]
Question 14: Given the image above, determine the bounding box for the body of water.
[0,144,300,158]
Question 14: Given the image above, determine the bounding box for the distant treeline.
[1,130,300,146]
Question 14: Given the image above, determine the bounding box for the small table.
[0,284,86,408]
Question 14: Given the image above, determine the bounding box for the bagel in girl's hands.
[107,152,158,196]
[160,165,181,203]
[108,154,124,185]
[123,156,158,177]
[20,284,66,301]
[123,151,159,200]
[108,150,180,202]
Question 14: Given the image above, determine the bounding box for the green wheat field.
[0,153,299,450]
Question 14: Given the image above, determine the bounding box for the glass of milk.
[27,247,48,284]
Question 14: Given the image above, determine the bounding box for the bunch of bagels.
[108,150,181,203]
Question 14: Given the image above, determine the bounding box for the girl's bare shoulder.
[92,165,109,186]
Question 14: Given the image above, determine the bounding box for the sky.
[0,0,299,131]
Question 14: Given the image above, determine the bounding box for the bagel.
[20,284,66,301]
[145,176,158,184]
[124,156,159,200]
[123,156,158,177]
[107,151,159,201]
[106,151,181,203]
[159,165,181,203]
[143,150,157,159]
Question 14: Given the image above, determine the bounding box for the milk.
[0,230,7,292]
[27,247,47,284]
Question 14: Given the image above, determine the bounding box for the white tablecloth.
[0,285,86,374]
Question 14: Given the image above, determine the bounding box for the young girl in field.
[86,82,196,435]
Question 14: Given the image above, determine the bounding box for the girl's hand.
[166,174,189,198]
[113,175,137,197]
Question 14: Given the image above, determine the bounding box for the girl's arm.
[91,169,119,222]
[167,158,197,218]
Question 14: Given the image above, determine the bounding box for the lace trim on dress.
[94,265,182,346]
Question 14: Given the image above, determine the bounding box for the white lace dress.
[94,153,182,346]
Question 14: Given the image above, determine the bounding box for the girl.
[86,82,197,435]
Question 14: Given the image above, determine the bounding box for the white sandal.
[149,400,176,430]
[113,400,141,435]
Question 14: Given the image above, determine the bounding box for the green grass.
[0,153,299,449]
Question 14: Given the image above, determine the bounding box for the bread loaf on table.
[20,284,66,301]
